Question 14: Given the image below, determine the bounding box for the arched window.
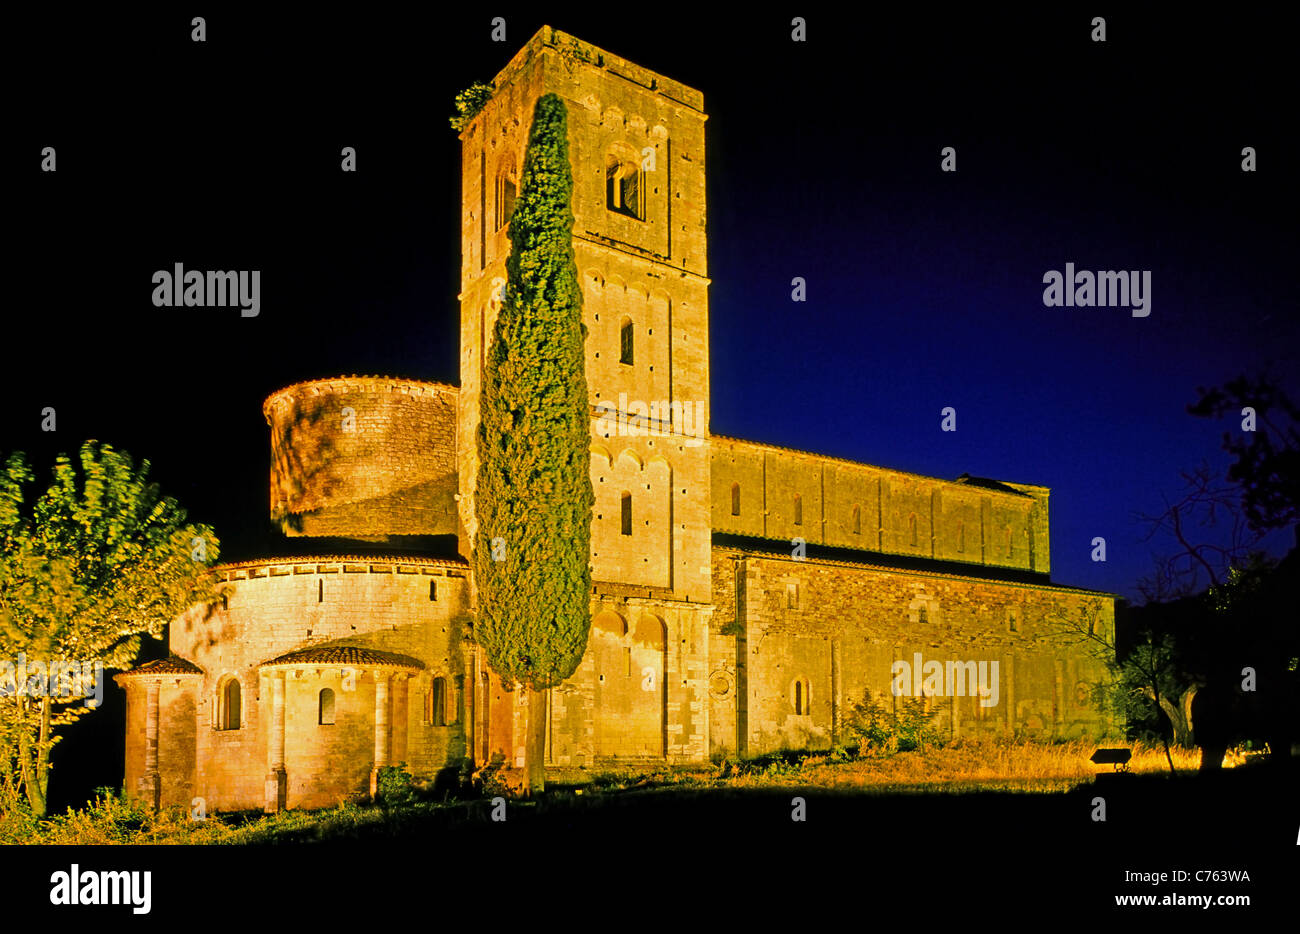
[852,504,861,535]
[619,317,634,365]
[318,688,335,725]
[730,482,741,516]
[621,491,632,536]
[909,514,918,547]
[606,151,645,220]
[495,170,516,230]
[218,678,241,731]
[793,494,803,526]
[428,677,447,727]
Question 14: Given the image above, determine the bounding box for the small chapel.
[116,27,1116,812]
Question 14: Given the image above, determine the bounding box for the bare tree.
[1135,463,1266,604]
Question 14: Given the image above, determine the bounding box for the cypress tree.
[473,93,593,794]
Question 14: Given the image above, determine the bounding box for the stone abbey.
[117,27,1117,812]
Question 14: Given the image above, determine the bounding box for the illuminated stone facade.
[118,27,1115,813]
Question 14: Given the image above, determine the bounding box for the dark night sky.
[8,7,1298,604]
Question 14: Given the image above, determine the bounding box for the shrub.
[376,764,416,810]
[841,688,948,754]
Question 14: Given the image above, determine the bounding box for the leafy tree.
[450,81,494,132]
[473,93,593,795]
[1045,600,1184,773]
[1188,372,1300,533]
[0,442,218,815]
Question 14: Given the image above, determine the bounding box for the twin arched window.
[606,151,645,221]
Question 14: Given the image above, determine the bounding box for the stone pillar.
[1003,654,1016,737]
[392,674,408,766]
[830,637,842,745]
[264,671,287,812]
[370,672,391,795]
[463,658,475,769]
[1053,659,1066,738]
[138,679,161,811]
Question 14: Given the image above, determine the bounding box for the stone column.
[264,671,287,812]
[463,661,475,769]
[1053,659,1066,738]
[392,674,409,765]
[370,672,391,796]
[139,679,161,810]
[830,637,842,745]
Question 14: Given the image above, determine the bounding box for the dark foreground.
[9,762,1297,923]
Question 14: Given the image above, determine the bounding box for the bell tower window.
[606,151,645,221]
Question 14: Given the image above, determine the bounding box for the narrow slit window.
[621,492,632,536]
[620,318,634,365]
[730,482,741,516]
[430,580,438,601]
[430,677,447,727]
[318,688,335,725]
[852,504,861,535]
[909,514,918,547]
[495,173,516,230]
[793,494,803,526]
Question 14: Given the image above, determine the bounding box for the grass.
[0,739,1247,844]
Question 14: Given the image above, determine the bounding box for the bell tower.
[457,26,711,604]
[456,27,713,765]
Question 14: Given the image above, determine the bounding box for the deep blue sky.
[9,7,1297,602]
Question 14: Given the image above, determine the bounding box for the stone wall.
[263,376,460,541]
[708,545,1115,758]
[120,678,199,809]
[162,556,470,811]
[711,436,1050,574]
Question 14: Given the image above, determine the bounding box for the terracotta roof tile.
[260,645,425,670]
[117,656,204,677]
